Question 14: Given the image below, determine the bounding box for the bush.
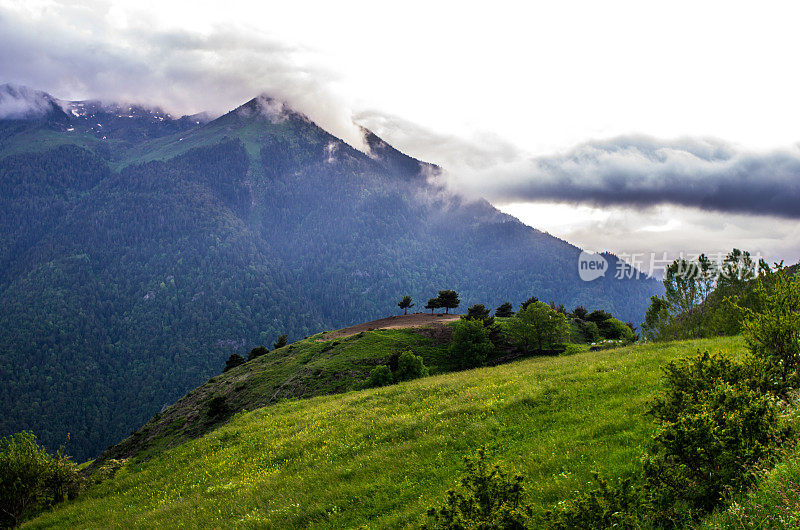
[545,472,644,529]
[424,447,532,529]
[643,352,791,523]
[206,395,229,418]
[247,346,269,361]
[367,365,394,387]
[395,351,429,382]
[450,319,494,369]
[0,431,82,528]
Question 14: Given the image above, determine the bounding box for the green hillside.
[25,336,744,529]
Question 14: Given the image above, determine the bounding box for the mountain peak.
[0,83,65,120]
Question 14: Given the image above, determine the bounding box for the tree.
[742,270,800,394]
[223,353,245,372]
[0,431,81,528]
[450,319,493,368]
[437,290,460,314]
[571,305,589,320]
[586,309,613,324]
[506,301,570,352]
[247,346,269,361]
[520,296,539,311]
[425,298,441,314]
[495,302,514,318]
[273,334,288,350]
[398,295,414,315]
[465,304,494,327]
[642,295,671,341]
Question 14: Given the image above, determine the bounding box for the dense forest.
[0,90,661,461]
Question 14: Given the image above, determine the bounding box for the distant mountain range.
[0,83,661,460]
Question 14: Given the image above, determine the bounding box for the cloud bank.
[450,136,800,219]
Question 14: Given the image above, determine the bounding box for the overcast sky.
[1,0,799,267]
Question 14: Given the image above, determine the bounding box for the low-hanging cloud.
[449,136,800,219]
[0,1,368,151]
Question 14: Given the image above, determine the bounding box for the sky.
[1,0,799,269]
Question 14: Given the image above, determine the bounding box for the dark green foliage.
[0,431,81,528]
[571,305,588,320]
[450,320,493,369]
[273,335,288,350]
[424,447,532,530]
[545,472,643,529]
[465,304,495,327]
[206,396,229,418]
[506,301,570,352]
[597,317,637,343]
[643,352,790,524]
[437,290,460,314]
[395,351,429,382]
[741,271,800,394]
[642,295,672,341]
[247,346,269,361]
[520,296,539,311]
[425,298,441,313]
[585,309,613,324]
[223,354,245,373]
[495,302,514,318]
[367,365,394,387]
[571,319,600,343]
[398,295,414,315]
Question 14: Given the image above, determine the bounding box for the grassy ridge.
[94,327,454,465]
[26,337,744,528]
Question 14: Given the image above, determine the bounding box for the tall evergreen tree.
[438,290,460,314]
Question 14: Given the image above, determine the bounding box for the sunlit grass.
[26,336,745,529]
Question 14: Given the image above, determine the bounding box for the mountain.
[0,85,661,461]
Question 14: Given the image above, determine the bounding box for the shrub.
[545,472,644,529]
[643,352,791,524]
[395,351,428,382]
[0,431,82,528]
[206,395,229,418]
[367,365,394,387]
[561,343,587,356]
[424,447,532,529]
[247,346,269,361]
[450,319,493,369]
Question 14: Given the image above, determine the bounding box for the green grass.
[26,336,744,529]
[93,328,453,465]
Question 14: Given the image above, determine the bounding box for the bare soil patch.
[320,312,461,340]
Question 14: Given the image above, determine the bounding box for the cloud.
[0,1,368,151]
[355,110,522,169]
[448,136,800,219]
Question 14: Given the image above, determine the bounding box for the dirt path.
[320,312,461,340]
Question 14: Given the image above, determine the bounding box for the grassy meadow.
[26,336,745,528]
